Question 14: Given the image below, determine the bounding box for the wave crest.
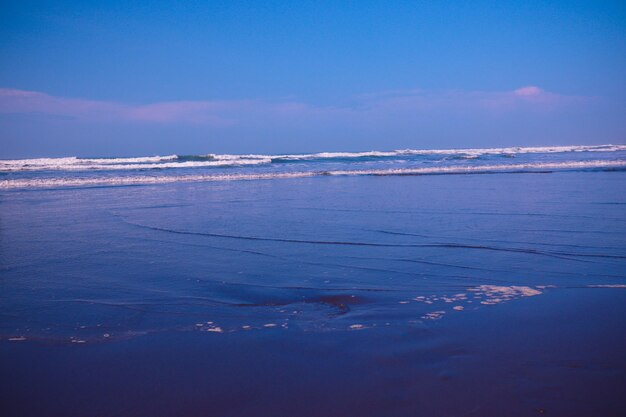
[2,159,624,189]
[2,144,624,172]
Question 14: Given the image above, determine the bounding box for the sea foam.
[2,144,625,172]
[1,159,625,189]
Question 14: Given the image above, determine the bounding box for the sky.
[0,0,625,158]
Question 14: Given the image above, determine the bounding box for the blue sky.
[1,0,625,157]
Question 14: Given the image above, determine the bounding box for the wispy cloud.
[514,86,543,96]
[0,86,588,126]
[0,88,236,125]
[353,86,586,113]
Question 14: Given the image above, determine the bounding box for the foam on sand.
[469,285,542,305]
[587,284,626,288]
[422,311,446,320]
[8,336,27,341]
[415,284,547,322]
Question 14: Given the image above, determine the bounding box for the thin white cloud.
[0,86,588,126]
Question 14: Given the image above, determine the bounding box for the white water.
[2,159,624,189]
[2,144,625,172]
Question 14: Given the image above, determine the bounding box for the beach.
[3,1,626,414]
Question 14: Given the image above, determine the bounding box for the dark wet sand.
[2,287,625,417]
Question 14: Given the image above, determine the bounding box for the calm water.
[1,146,625,416]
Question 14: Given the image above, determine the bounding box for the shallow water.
[1,154,625,416]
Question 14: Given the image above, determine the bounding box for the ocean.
[1,145,625,416]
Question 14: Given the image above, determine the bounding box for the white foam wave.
[2,144,624,172]
[2,159,624,189]
[78,155,179,164]
[0,158,271,172]
[0,155,178,168]
[220,144,626,161]
[324,160,626,176]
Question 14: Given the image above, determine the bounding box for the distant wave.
[1,144,625,172]
[0,156,271,172]
[228,144,626,161]
[266,144,626,161]
[2,159,625,189]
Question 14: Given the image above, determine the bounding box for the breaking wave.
[2,159,625,189]
[2,144,625,172]
[0,156,272,171]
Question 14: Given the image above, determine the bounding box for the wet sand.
[2,288,625,416]
[1,171,625,416]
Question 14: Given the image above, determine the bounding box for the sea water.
[1,145,625,416]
